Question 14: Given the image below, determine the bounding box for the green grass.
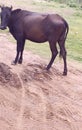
[66,14,82,62]
[25,41,51,59]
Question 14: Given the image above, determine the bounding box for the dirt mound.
[0,33,82,130]
[0,63,21,88]
[21,63,53,83]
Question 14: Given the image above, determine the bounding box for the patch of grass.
[67,3,77,8]
[25,41,51,59]
[73,11,82,17]
[66,15,82,62]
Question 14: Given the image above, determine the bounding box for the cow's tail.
[64,21,69,41]
[59,21,69,57]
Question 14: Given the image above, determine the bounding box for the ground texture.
[0,33,82,130]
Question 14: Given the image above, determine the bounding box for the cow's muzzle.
[0,25,7,30]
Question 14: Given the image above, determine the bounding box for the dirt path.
[0,33,82,130]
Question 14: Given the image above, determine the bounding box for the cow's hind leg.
[46,41,58,70]
[58,40,67,75]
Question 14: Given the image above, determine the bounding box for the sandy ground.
[0,33,82,130]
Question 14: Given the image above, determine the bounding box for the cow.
[0,6,69,75]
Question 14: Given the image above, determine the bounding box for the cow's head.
[0,5,12,30]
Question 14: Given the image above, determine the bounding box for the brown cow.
[0,6,69,75]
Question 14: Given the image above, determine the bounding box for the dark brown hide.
[0,6,69,75]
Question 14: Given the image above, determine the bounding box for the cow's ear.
[10,5,13,10]
[0,5,3,9]
[0,5,3,10]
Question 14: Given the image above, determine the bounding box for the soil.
[0,33,82,130]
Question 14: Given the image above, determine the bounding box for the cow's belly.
[26,32,47,43]
[25,25,47,43]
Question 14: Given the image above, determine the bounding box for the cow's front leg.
[11,41,20,65]
[18,39,25,64]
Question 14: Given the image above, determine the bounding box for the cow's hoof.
[18,59,22,64]
[11,61,17,65]
[46,66,50,71]
[63,71,67,76]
